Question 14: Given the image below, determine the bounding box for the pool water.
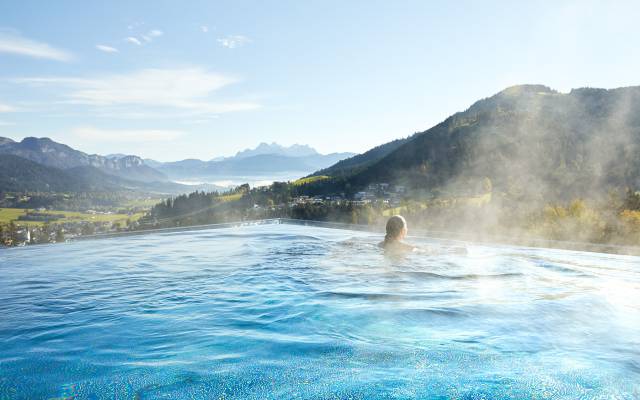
[1,222,639,399]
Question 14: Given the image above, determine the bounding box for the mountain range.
[233,142,319,159]
[144,143,354,180]
[0,137,166,182]
[305,85,640,203]
[0,137,354,193]
[0,153,227,194]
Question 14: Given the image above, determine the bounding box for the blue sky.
[0,0,639,161]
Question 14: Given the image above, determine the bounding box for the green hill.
[310,85,640,202]
[312,137,410,178]
[0,136,167,183]
[0,154,222,195]
[0,154,98,192]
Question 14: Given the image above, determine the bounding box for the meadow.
[0,207,145,227]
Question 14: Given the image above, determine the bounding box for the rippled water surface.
[1,222,639,399]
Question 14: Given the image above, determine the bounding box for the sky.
[0,0,639,161]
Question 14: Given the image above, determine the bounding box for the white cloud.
[12,77,94,86]
[96,44,118,53]
[12,68,261,115]
[127,21,144,31]
[217,35,251,49]
[0,32,73,61]
[72,126,184,142]
[201,26,209,33]
[129,29,163,44]
[125,37,142,46]
[68,68,237,106]
[0,103,16,112]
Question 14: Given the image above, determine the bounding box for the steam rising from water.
[388,85,640,248]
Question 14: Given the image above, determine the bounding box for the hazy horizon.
[1,0,640,160]
[0,136,354,162]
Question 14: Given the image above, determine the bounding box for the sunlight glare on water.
[0,222,639,399]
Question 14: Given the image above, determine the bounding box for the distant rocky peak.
[286,144,317,156]
[116,155,144,167]
[105,153,129,160]
[234,142,319,159]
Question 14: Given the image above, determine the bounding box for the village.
[289,183,407,207]
[0,208,141,247]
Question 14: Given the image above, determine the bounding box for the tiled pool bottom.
[0,222,639,399]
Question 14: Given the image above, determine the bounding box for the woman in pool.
[379,215,415,252]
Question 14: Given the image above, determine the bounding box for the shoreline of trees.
[4,180,640,256]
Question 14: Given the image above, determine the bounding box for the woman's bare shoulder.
[381,240,415,252]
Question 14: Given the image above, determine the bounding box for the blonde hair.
[385,215,407,243]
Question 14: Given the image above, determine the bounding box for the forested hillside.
[0,137,167,182]
[0,154,95,192]
[0,154,220,195]
[310,85,640,204]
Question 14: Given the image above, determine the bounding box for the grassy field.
[0,208,145,227]
[292,175,330,186]
[217,192,243,202]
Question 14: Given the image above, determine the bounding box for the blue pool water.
[1,222,639,399]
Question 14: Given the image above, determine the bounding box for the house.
[368,183,390,192]
[293,196,311,204]
[354,191,369,201]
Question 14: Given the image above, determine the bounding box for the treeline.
[140,181,640,251]
[142,185,256,228]
[373,189,640,247]
[1,191,152,212]
[526,193,640,246]
[141,182,383,228]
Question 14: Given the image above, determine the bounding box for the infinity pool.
[1,222,639,399]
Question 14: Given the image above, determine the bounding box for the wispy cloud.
[96,44,118,53]
[0,103,16,112]
[0,32,73,61]
[68,68,236,106]
[201,26,209,33]
[217,35,251,49]
[72,126,184,142]
[142,29,163,43]
[127,21,144,31]
[12,68,261,115]
[125,37,142,46]
[12,77,94,86]
[126,29,163,45]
